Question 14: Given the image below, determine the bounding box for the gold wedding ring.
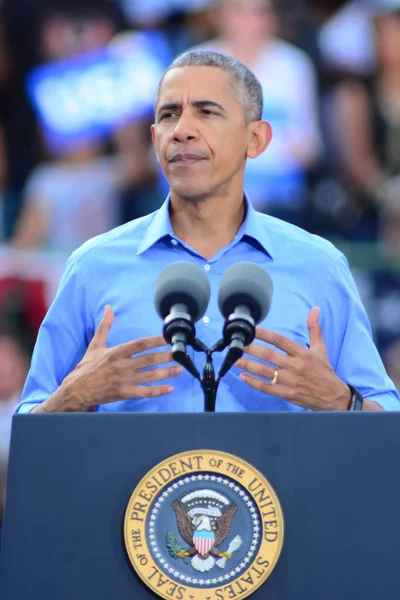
[271,369,279,385]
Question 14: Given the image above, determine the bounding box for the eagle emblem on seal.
[168,489,242,573]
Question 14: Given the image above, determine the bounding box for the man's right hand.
[33,305,183,413]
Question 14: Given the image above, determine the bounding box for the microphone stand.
[163,313,255,413]
[178,336,250,413]
[200,348,218,413]
[190,339,219,413]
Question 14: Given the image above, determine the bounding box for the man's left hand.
[235,307,351,411]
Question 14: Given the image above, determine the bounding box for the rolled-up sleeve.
[321,253,400,410]
[15,251,94,413]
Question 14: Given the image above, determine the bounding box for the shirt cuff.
[366,391,400,411]
[14,401,41,414]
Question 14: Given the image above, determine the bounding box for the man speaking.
[16,51,400,414]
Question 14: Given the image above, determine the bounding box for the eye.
[159,112,177,121]
[201,109,215,115]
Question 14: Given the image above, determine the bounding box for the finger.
[117,350,175,373]
[119,383,176,399]
[240,342,289,368]
[235,357,289,383]
[113,352,174,375]
[307,307,325,352]
[136,385,175,398]
[239,372,296,402]
[130,349,175,370]
[89,305,114,349]
[114,361,182,382]
[113,335,168,358]
[253,327,303,356]
[136,364,184,384]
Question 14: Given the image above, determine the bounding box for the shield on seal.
[193,531,215,556]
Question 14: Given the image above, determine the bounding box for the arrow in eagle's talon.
[216,535,243,569]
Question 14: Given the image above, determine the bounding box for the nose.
[170,113,199,143]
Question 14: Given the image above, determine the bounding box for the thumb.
[307,307,325,351]
[89,305,114,349]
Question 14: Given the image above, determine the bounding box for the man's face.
[151,66,255,202]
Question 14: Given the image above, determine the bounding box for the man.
[16,50,400,414]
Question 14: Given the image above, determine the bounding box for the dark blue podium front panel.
[0,412,399,599]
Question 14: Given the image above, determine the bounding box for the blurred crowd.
[1,0,400,537]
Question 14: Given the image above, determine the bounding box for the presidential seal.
[124,450,284,600]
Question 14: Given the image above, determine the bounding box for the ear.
[246,121,272,159]
[150,124,160,164]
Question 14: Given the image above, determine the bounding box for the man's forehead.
[157,66,234,103]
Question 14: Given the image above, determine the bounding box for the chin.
[171,184,210,203]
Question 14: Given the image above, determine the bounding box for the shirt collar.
[137,197,174,255]
[239,195,274,259]
[136,194,274,259]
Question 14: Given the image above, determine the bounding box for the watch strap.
[347,385,364,411]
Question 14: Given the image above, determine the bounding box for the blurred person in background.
[316,0,377,79]
[332,4,400,250]
[0,332,30,459]
[0,9,37,241]
[195,0,322,226]
[118,0,215,44]
[112,118,165,224]
[0,123,8,238]
[0,0,127,240]
[0,292,32,546]
[10,124,156,253]
[39,7,120,62]
[0,19,9,220]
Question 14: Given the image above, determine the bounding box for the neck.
[169,191,246,260]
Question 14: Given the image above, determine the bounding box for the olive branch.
[166,531,189,564]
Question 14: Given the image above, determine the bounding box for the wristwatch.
[347,385,364,411]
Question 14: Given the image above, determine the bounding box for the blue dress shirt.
[16,197,400,413]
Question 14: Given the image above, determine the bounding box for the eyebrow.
[157,100,226,118]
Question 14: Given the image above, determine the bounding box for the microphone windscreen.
[218,262,273,324]
[155,261,211,322]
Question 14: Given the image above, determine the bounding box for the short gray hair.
[156,50,263,123]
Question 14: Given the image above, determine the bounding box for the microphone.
[217,262,273,378]
[155,261,211,375]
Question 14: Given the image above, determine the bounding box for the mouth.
[168,153,208,166]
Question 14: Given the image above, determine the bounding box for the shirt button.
[171,239,178,246]
[204,264,210,271]
[203,316,210,324]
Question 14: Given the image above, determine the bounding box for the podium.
[1,412,400,599]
